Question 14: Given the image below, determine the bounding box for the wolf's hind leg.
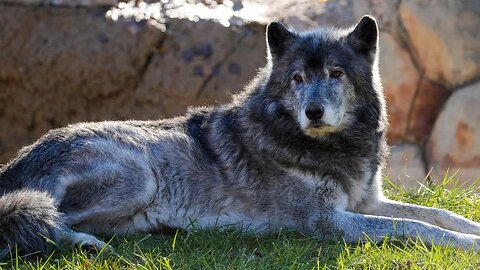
[359,199,480,236]
[59,226,113,253]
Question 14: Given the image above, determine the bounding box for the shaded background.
[0,0,479,188]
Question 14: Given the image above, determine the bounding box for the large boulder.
[0,4,162,162]
[399,0,480,87]
[407,79,450,142]
[427,81,480,186]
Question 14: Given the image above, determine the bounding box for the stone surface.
[408,79,450,142]
[195,22,266,106]
[134,18,266,118]
[259,0,399,32]
[427,81,480,185]
[0,4,163,162]
[379,32,419,141]
[386,143,426,189]
[135,19,241,117]
[351,0,400,32]
[399,0,480,87]
[273,0,357,31]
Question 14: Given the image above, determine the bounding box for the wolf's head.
[262,16,385,138]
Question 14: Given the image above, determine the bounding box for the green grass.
[2,174,480,270]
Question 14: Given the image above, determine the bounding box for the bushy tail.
[0,189,61,259]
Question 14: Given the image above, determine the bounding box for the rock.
[133,18,266,118]
[427,81,480,186]
[386,143,426,190]
[279,0,357,31]
[261,0,399,32]
[196,22,266,106]
[0,4,162,162]
[407,79,450,142]
[399,0,480,87]
[379,32,419,141]
[351,0,400,32]
[134,18,239,118]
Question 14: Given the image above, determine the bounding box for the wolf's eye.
[293,74,304,83]
[330,70,344,79]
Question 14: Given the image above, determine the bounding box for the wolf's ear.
[266,22,295,59]
[347,15,378,60]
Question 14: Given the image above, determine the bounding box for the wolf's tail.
[0,189,61,259]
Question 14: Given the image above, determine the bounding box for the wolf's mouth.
[304,121,337,137]
[309,120,330,128]
[304,126,337,137]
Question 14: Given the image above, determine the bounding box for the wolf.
[1,15,480,258]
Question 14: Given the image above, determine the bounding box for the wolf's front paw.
[78,239,114,254]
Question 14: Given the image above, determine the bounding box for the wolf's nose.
[305,104,324,120]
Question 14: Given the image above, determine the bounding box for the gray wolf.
[1,15,480,258]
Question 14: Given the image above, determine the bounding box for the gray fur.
[0,190,60,258]
[1,15,480,258]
